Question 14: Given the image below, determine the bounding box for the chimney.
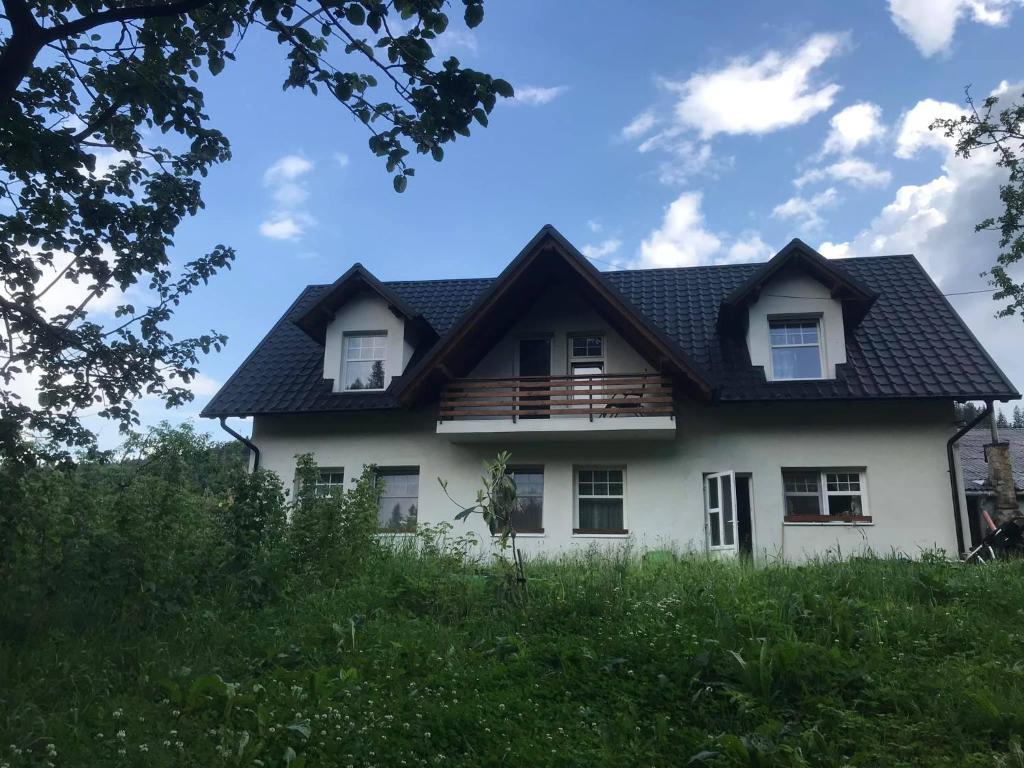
[985,412,1019,525]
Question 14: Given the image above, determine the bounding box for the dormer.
[294,264,437,392]
[718,239,877,382]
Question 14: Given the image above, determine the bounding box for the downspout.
[946,400,992,556]
[219,416,260,471]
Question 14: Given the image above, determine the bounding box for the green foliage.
[0,0,509,464]
[288,454,380,583]
[5,550,1024,766]
[933,87,1024,319]
[217,467,288,603]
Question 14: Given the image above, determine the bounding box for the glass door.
[704,472,738,553]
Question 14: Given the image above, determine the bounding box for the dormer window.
[343,332,387,391]
[769,318,823,380]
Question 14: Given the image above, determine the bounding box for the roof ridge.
[360,254,924,286]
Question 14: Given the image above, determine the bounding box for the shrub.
[287,454,380,584]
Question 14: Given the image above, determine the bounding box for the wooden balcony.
[437,373,676,441]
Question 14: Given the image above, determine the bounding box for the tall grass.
[3,544,1024,767]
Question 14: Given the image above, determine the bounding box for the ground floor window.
[313,468,345,497]
[507,467,544,533]
[376,468,419,532]
[782,468,869,522]
[574,467,626,534]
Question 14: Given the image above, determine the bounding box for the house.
[959,426,1024,547]
[202,225,1019,560]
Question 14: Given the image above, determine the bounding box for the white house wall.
[252,398,958,562]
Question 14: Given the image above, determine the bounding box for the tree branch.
[43,0,215,43]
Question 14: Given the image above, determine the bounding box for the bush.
[287,454,380,583]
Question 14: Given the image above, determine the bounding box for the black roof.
[202,253,1019,418]
[960,427,1024,494]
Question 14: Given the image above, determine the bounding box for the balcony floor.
[436,415,676,442]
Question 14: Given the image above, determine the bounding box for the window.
[313,468,345,497]
[769,319,822,380]
[575,468,626,534]
[343,332,387,391]
[568,334,604,377]
[507,468,544,533]
[376,469,418,532]
[782,469,869,522]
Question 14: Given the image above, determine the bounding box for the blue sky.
[101,0,1024,441]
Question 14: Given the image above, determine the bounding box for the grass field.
[4,544,1024,767]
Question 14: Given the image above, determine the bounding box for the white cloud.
[727,234,774,263]
[817,241,851,259]
[432,28,478,56]
[334,152,350,168]
[511,85,568,106]
[260,154,315,241]
[621,110,657,140]
[271,182,308,208]
[821,102,886,156]
[623,33,847,184]
[663,32,848,139]
[586,219,603,234]
[771,187,839,231]
[635,192,773,269]
[581,238,622,262]
[263,154,313,185]
[824,94,1023,393]
[894,98,964,158]
[888,0,1022,57]
[795,158,893,188]
[259,215,308,241]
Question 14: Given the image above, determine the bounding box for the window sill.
[784,515,872,525]
[491,529,546,538]
[572,528,630,538]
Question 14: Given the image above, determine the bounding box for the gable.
[467,283,654,379]
[718,238,876,333]
[395,226,714,406]
[743,265,848,380]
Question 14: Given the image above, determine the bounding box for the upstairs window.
[343,332,387,391]
[568,334,605,377]
[782,469,869,522]
[769,319,822,380]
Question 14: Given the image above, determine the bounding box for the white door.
[704,472,738,553]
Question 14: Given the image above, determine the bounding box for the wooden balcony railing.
[439,373,674,422]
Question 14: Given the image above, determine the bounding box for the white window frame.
[782,468,870,523]
[573,466,627,536]
[375,467,419,534]
[312,467,345,497]
[568,333,605,405]
[342,331,388,392]
[568,333,605,374]
[768,316,825,381]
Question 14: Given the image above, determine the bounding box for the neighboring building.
[959,427,1024,547]
[202,226,1019,560]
